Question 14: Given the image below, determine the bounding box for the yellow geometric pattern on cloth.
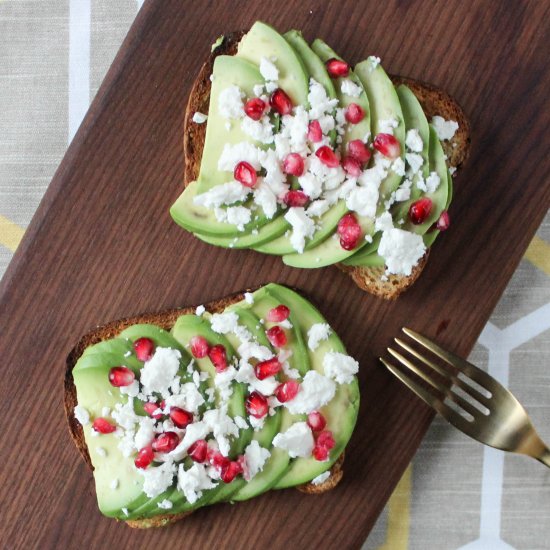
[524,236,550,276]
[0,215,25,252]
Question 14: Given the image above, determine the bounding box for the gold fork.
[381,328,550,468]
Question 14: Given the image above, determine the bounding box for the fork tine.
[403,328,497,392]
[387,348,482,419]
[394,337,491,407]
[380,358,474,434]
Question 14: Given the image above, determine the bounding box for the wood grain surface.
[1,1,549,548]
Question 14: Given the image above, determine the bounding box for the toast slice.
[64,288,346,529]
[183,33,471,300]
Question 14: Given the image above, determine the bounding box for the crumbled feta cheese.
[243,441,271,481]
[249,415,265,431]
[379,118,399,135]
[405,129,423,152]
[265,81,278,93]
[96,447,107,458]
[244,292,254,304]
[253,84,264,97]
[169,421,210,461]
[202,409,239,456]
[284,207,316,253]
[283,371,336,415]
[101,406,111,418]
[311,471,330,485]
[122,507,129,516]
[308,78,338,119]
[74,405,90,426]
[431,116,458,141]
[298,172,322,200]
[211,311,239,334]
[307,199,330,218]
[218,85,244,119]
[218,142,263,172]
[323,352,359,384]
[449,166,457,175]
[194,181,250,209]
[405,153,424,175]
[120,379,140,398]
[367,55,381,71]
[254,181,278,219]
[259,57,279,81]
[158,499,173,509]
[140,348,182,397]
[110,478,119,490]
[134,417,155,449]
[392,157,406,177]
[273,422,315,458]
[192,112,208,124]
[112,398,140,431]
[214,206,252,230]
[140,461,177,498]
[214,366,237,404]
[195,305,206,316]
[241,116,275,144]
[341,78,363,97]
[164,382,205,413]
[425,171,441,193]
[307,323,332,351]
[234,415,249,430]
[378,227,426,276]
[177,463,217,504]
[346,183,378,218]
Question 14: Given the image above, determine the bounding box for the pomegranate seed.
[348,139,371,163]
[134,445,154,469]
[187,439,208,463]
[316,430,336,450]
[315,145,340,168]
[108,366,135,387]
[92,417,117,434]
[269,88,293,115]
[307,120,323,142]
[283,153,305,176]
[244,97,266,120]
[246,391,269,418]
[255,357,282,380]
[220,460,243,483]
[266,326,287,347]
[152,432,179,453]
[436,210,450,231]
[283,190,310,207]
[326,58,349,78]
[208,344,228,372]
[208,449,230,471]
[133,337,154,362]
[337,213,362,250]
[275,380,300,403]
[373,133,400,159]
[307,411,327,432]
[234,161,257,188]
[266,305,290,322]
[313,444,330,461]
[342,156,362,177]
[170,407,193,429]
[409,197,433,225]
[345,103,365,124]
[144,402,163,420]
[190,335,210,358]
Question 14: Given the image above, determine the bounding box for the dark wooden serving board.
[1,1,549,548]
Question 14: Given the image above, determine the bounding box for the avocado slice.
[266,285,360,488]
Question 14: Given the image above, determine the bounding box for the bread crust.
[64,288,344,528]
[181,34,471,300]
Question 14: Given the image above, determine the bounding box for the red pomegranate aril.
[208,344,228,372]
[337,213,362,250]
[315,145,340,168]
[220,460,243,483]
[307,119,323,142]
[274,380,300,403]
[307,411,327,432]
[316,430,336,450]
[373,133,401,158]
[108,366,135,387]
[269,88,293,115]
[326,58,349,78]
[266,326,287,348]
[283,153,305,176]
[345,103,365,124]
[266,304,290,322]
[313,444,330,461]
[234,161,257,188]
[342,156,362,177]
[134,445,154,469]
[436,210,451,231]
[244,97,266,120]
[409,197,433,225]
[190,335,210,358]
[348,139,371,163]
[283,190,310,207]
[246,391,269,418]
[144,402,163,420]
[92,417,117,434]
[133,337,154,362]
[187,439,208,463]
[152,432,179,453]
[170,407,193,429]
[255,357,282,380]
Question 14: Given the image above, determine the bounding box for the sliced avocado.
[80,338,133,359]
[265,285,360,488]
[237,21,309,107]
[422,168,453,248]
[74,349,142,373]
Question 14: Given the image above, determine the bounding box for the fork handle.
[537,447,550,468]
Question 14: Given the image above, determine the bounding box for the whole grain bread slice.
[182,33,471,300]
[64,288,346,529]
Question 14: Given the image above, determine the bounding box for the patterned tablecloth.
[1,2,548,548]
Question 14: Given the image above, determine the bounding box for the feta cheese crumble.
[431,116,459,141]
[177,463,217,504]
[283,371,336,415]
[259,57,279,82]
[140,348,182,397]
[341,78,362,97]
[311,471,330,485]
[243,440,271,481]
[307,323,332,351]
[192,112,208,124]
[74,405,90,426]
[323,352,359,384]
[284,207,315,253]
[273,422,315,458]
[218,85,244,119]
